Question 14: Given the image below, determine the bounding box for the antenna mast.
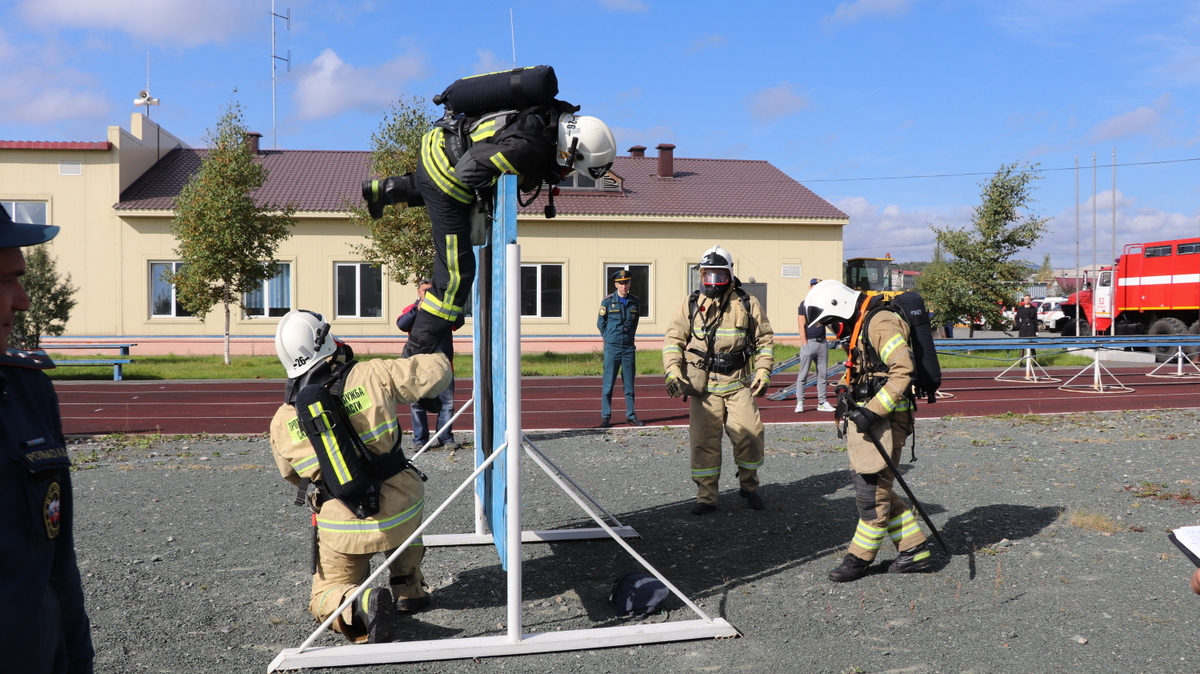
[270,0,291,149]
[510,9,517,67]
[133,51,160,119]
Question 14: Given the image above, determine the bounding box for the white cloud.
[745,82,808,124]
[0,29,109,126]
[834,196,972,260]
[292,48,427,121]
[1090,106,1160,142]
[18,0,252,47]
[472,49,511,75]
[824,0,914,26]
[1037,189,1199,268]
[685,34,728,55]
[596,0,649,11]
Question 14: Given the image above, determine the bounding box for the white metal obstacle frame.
[268,176,736,672]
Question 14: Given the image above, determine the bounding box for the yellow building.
[1,115,847,354]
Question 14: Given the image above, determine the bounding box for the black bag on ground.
[888,291,942,402]
[609,571,669,619]
[432,65,559,115]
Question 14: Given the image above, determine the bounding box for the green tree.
[1035,253,1055,282]
[167,99,296,364]
[352,96,438,284]
[10,244,77,350]
[916,163,1049,336]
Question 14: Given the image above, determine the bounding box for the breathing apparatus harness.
[837,295,920,461]
[288,358,425,522]
[684,284,758,377]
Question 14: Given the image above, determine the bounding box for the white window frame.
[1,201,48,226]
[603,263,651,319]
[520,263,564,318]
[243,263,292,319]
[149,261,193,318]
[335,262,384,319]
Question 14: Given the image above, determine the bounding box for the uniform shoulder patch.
[0,348,55,370]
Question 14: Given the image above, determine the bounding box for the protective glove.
[833,385,851,422]
[665,368,686,398]
[844,405,882,435]
[749,368,770,397]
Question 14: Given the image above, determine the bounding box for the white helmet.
[275,310,338,379]
[557,113,616,179]
[698,245,733,298]
[804,280,862,335]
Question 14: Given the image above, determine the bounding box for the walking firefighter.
[662,245,774,515]
[803,280,938,582]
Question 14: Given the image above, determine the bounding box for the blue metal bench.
[46,343,137,381]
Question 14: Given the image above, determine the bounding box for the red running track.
[55,365,1200,436]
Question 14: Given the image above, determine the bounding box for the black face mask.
[702,282,728,299]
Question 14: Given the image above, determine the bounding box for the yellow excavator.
[844,256,902,303]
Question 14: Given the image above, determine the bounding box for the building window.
[603,264,650,318]
[336,263,383,318]
[59,162,82,176]
[1,201,47,226]
[520,264,562,317]
[244,263,292,318]
[150,262,193,317]
[555,171,622,192]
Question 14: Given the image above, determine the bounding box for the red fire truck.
[1057,236,1200,355]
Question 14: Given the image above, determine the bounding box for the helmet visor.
[702,269,730,286]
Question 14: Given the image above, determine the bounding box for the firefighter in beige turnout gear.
[803,280,933,582]
[268,310,452,643]
[662,246,774,515]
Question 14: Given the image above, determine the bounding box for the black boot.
[351,588,396,643]
[739,489,765,510]
[600,416,611,428]
[828,554,871,583]
[888,543,935,574]
[690,501,717,515]
[626,416,645,427]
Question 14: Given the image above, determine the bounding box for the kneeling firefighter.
[662,245,775,515]
[268,310,452,643]
[362,65,617,359]
[803,280,935,582]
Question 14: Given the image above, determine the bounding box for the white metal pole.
[1111,148,1117,337]
[1092,153,1097,330]
[505,243,522,644]
[1075,156,1080,337]
[296,442,510,654]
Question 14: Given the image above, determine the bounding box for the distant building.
[1,117,849,353]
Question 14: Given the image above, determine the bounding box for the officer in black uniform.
[0,206,95,673]
[597,268,642,428]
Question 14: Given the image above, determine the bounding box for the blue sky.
[3,0,1199,271]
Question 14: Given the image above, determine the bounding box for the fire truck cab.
[1058,237,1200,354]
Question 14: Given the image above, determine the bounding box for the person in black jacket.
[1015,294,1038,355]
[397,278,463,450]
[0,207,95,673]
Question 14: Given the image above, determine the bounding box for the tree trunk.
[223,296,231,366]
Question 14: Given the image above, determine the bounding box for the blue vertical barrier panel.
[474,175,518,567]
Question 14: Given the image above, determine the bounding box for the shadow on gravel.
[937,504,1062,581]
[418,474,1062,629]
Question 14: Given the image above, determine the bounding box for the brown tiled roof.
[0,140,111,150]
[116,149,372,212]
[115,149,846,221]
[523,156,846,221]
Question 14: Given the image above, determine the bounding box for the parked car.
[1038,297,1066,331]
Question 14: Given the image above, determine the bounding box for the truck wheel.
[1187,320,1200,360]
[1148,317,1189,361]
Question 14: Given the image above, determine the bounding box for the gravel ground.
[70,409,1200,673]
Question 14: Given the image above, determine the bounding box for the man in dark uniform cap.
[597,268,642,428]
[0,205,95,673]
